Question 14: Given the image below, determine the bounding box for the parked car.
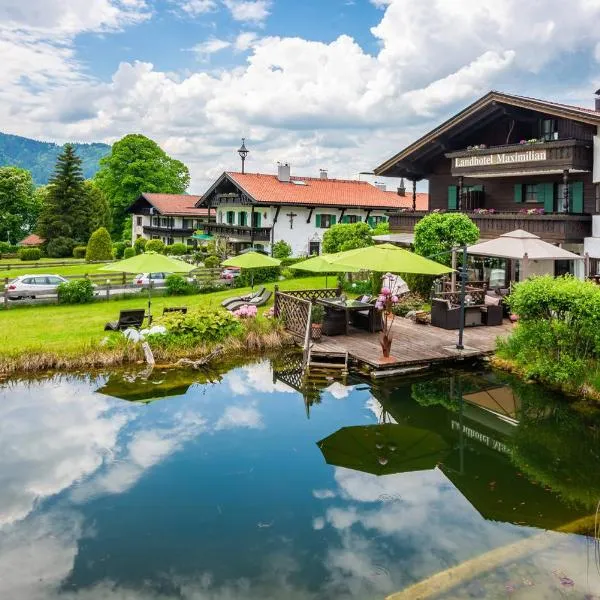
[220,267,241,281]
[133,273,195,287]
[4,274,69,299]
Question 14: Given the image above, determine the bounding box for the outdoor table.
[317,298,374,336]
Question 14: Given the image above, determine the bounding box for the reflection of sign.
[451,420,510,454]
[454,149,547,169]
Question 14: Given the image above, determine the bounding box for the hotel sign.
[454,149,547,169]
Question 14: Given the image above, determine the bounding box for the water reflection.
[0,361,598,599]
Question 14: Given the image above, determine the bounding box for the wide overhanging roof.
[467,229,583,261]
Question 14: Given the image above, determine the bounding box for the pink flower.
[391,295,399,303]
[375,301,384,310]
[381,287,391,296]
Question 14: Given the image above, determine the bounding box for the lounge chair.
[163,307,188,315]
[220,286,266,308]
[104,309,146,331]
[226,289,272,312]
[351,298,382,333]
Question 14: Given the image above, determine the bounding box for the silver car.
[5,274,69,299]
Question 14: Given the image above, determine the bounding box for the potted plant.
[375,287,400,358]
[311,304,324,341]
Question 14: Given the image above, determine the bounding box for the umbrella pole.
[251,271,254,291]
[147,284,152,325]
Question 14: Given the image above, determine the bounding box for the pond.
[1,357,600,599]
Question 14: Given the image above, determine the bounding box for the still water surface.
[1,358,600,599]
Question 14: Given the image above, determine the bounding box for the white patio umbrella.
[467,229,583,281]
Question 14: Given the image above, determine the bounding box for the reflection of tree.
[411,374,482,412]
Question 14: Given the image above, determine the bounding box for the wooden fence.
[0,259,115,271]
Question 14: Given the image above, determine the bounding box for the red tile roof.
[141,193,208,216]
[18,234,45,246]
[387,190,429,211]
[225,172,410,209]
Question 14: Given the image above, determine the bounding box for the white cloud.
[223,0,271,23]
[191,37,231,58]
[234,31,259,52]
[171,0,218,16]
[215,405,264,430]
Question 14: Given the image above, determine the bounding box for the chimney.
[277,162,291,183]
[595,88,600,112]
[397,177,406,197]
[374,182,386,192]
[319,169,328,179]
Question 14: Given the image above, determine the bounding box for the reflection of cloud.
[365,396,397,424]
[325,382,354,399]
[215,406,264,430]
[313,489,336,499]
[227,361,295,396]
[313,517,325,530]
[0,381,132,527]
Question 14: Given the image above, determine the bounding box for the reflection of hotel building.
[375,90,600,274]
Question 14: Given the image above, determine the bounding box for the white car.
[220,267,241,281]
[133,272,195,287]
[4,274,69,299]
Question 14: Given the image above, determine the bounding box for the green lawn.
[0,276,329,358]
[0,259,111,279]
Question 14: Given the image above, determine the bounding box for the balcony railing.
[203,223,272,242]
[389,211,591,243]
[143,225,196,236]
[446,139,593,176]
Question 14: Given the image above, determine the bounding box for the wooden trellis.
[274,291,311,341]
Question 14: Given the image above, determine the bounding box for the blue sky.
[1,0,600,191]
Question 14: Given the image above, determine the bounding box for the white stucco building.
[127,193,211,246]
[198,165,422,256]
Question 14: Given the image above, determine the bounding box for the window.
[524,184,538,203]
[316,214,335,228]
[541,118,558,141]
[252,212,262,228]
[238,211,248,226]
[136,216,142,226]
[343,215,359,224]
[48,276,64,285]
[33,277,49,285]
[160,217,168,227]
[596,184,600,213]
[152,235,159,240]
[370,216,387,226]
[186,238,194,246]
[309,241,320,255]
[152,217,159,227]
[556,183,568,213]
[226,211,235,225]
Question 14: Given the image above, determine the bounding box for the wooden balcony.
[143,225,195,237]
[203,223,272,242]
[446,139,592,176]
[389,211,591,243]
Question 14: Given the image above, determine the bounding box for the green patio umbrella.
[192,233,214,241]
[317,423,449,476]
[222,251,281,290]
[290,254,360,287]
[101,252,195,322]
[325,243,453,276]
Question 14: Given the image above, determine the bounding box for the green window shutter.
[570,181,584,213]
[315,214,321,228]
[341,215,348,224]
[514,184,523,203]
[543,183,554,213]
[238,212,246,226]
[448,185,458,210]
[367,216,375,227]
[330,214,336,226]
[256,212,261,227]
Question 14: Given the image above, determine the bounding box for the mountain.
[0,132,111,185]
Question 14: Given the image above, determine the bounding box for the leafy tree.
[47,237,75,258]
[37,144,90,243]
[272,240,292,259]
[413,213,479,265]
[0,166,37,244]
[83,181,111,236]
[86,227,113,261]
[322,222,374,254]
[94,134,191,237]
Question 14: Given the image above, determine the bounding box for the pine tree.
[37,144,89,242]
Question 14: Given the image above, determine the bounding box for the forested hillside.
[0,132,110,184]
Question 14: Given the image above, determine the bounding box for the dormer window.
[541,118,558,141]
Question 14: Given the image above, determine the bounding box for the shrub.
[165,274,195,296]
[280,268,294,279]
[113,241,127,259]
[57,279,95,304]
[391,293,426,317]
[341,278,372,295]
[47,237,75,258]
[204,254,221,269]
[322,222,374,253]
[158,308,242,342]
[123,247,136,259]
[86,227,113,262]
[272,240,292,259]
[18,247,42,261]
[72,245,87,259]
[233,266,280,288]
[166,242,188,256]
[0,241,18,255]
[145,239,165,254]
[401,273,436,297]
[134,237,147,254]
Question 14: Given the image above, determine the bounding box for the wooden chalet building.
[197,165,417,256]
[375,90,600,264]
[127,193,212,246]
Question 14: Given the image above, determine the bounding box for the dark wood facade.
[376,91,600,245]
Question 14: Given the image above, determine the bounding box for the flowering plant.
[233,304,258,319]
[467,144,487,150]
[375,286,400,357]
[472,208,496,214]
[519,208,545,215]
[264,306,275,319]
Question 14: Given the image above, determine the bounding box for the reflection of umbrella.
[317,424,449,476]
[101,252,195,322]
[324,243,452,275]
[291,254,360,288]
[222,251,281,290]
[96,372,193,404]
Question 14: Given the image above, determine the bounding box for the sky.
[2,0,600,193]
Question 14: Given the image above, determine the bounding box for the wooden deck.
[311,318,514,373]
